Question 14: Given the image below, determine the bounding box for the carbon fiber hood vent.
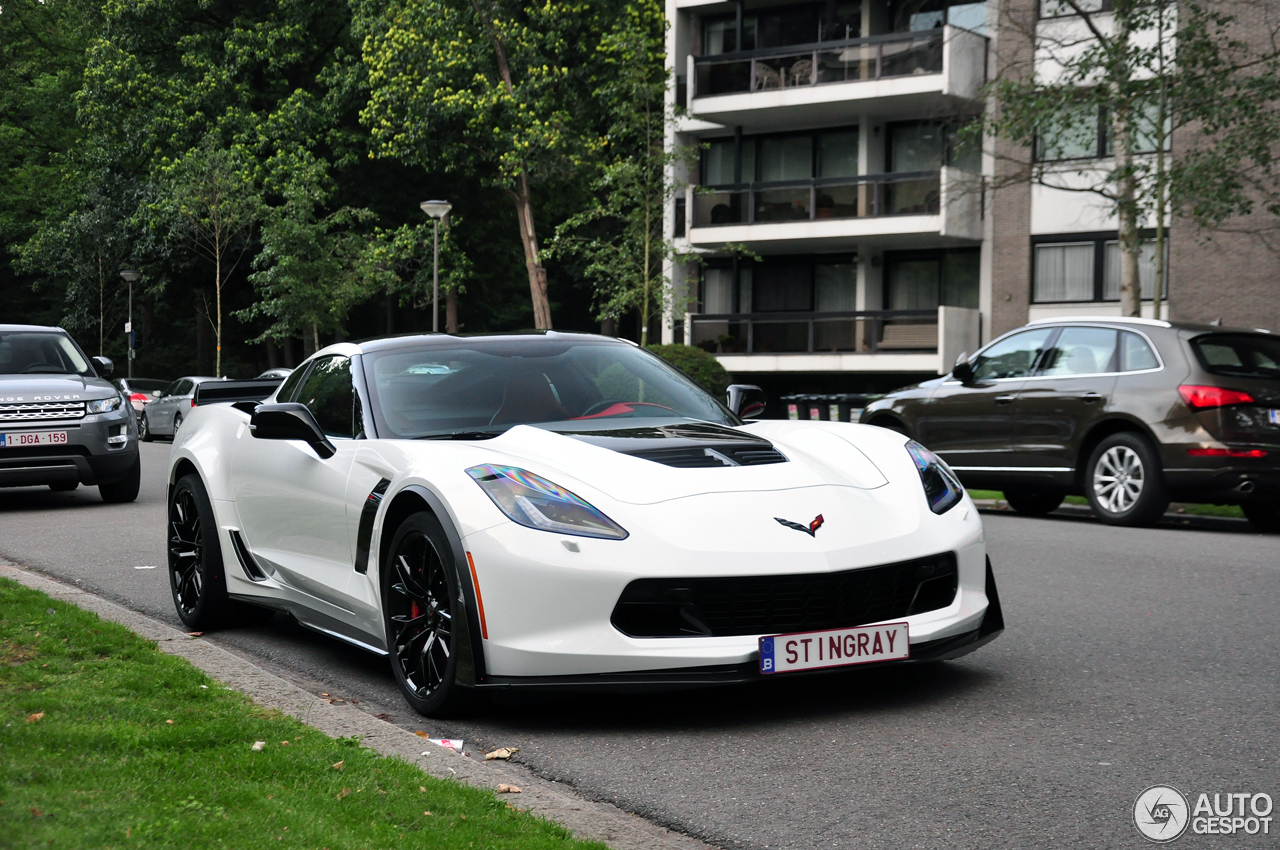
[552,421,788,468]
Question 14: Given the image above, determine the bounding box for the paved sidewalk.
[0,559,713,850]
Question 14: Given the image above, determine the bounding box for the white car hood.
[465,420,916,506]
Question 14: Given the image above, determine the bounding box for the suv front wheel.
[1084,433,1169,527]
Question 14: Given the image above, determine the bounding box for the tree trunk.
[446,287,459,334]
[283,336,296,367]
[1111,104,1142,318]
[601,317,617,337]
[385,289,394,335]
[265,337,281,369]
[511,174,553,329]
[196,292,213,375]
[98,253,105,356]
[215,240,223,377]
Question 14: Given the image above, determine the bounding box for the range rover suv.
[0,324,141,502]
[861,317,1280,531]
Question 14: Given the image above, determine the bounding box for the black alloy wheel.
[139,412,152,442]
[1084,432,1169,527]
[383,512,470,717]
[1003,488,1064,517]
[168,474,231,628]
[1241,500,1280,533]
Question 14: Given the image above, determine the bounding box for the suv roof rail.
[1027,316,1172,329]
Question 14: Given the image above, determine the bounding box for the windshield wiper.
[415,429,504,440]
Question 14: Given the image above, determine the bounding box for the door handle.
[994,394,1015,405]
[1081,392,1102,404]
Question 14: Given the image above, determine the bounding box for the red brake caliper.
[410,600,421,619]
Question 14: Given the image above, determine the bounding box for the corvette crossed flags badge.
[775,514,824,537]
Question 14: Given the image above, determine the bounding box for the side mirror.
[91,356,114,377]
[726,384,767,420]
[151,390,162,398]
[249,402,336,459]
[951,353,975,385]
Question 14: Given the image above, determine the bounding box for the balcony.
[686,167,982,251]
[686,27,987,131]
[689,306,980,374]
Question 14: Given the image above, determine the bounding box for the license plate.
[759,622,909,675]
[1269,409,1280,425]
[0,431,69,448]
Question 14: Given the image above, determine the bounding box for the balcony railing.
[692,30,944,99]
[692,171,940,228]
[690,310,939,355]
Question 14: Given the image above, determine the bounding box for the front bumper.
[0,410,137,488]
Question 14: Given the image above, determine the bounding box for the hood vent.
[627,445,788,468]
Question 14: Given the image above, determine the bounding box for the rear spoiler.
[193,378,283,409]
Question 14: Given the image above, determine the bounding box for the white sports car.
[167,332,1003,716]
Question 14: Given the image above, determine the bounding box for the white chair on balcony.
[753,63,782,91]
[789,58,813,86]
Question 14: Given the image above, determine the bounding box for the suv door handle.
[1081,392,1102,404]
[994,394,1015,405]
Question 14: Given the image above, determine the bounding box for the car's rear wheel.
[99,454,141,503]
[1085,433,1169,527]
[1241,500,1280,533]
[383,511,471,717]
[168,474,233,629]
[139,413,152,442]
[1003,488,1064,516]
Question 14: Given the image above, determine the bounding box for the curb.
[0,560,713,850]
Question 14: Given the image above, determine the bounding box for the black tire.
[1084,433,1169,527]
[168,474,233,629]
[171,413,183,439]
[1241,500,1280,533]
[49,481,79,492]
[383,511,472,718]
[1003,487,1064,516]
[99,454,141,503]
[139,412,153,442]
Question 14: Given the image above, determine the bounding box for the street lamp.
[119,270,142,378]
[419,200,452,333]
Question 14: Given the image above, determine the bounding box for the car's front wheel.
[1003,487,1064,516]
[168,474,232,629]
[99,454,141,503]
[139,412,152,442]
[1085,433,1169,527]
[1241,500,1280,533]
[383,511,472,717]
[171,413,183,439]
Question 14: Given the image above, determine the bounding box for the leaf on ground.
[280,741,289,746]
[187,632,203,637]
[337,788,351,799]
[332,760,344,770]
[423,811,432,816]
[419,786,426,792]
[251,741,266,751]
[413,730,428,738]
[485,747,518,760]
[165,719,174,725]
[497,784,522,794]
[26,712,44,723]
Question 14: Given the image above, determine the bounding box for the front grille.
[627,444,789,468]
[0,401,86,424]
[611,553,957,638]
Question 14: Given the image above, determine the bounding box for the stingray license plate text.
[0,431,69,448]
[759,622,909,675]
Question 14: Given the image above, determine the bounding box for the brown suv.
[861,317,1280,531]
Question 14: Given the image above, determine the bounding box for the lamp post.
[419,200,452,333]
[119,270,141,378]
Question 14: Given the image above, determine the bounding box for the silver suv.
[0,324,141,502]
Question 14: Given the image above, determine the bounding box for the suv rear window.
[1190,334,1280,380]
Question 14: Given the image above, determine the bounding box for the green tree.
[156,139,263,377]
[986,0,1280,316]
[358,0,622,330]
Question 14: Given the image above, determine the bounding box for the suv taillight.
[1178,385,1254,410]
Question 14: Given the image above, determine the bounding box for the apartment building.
[663,0,1280,397]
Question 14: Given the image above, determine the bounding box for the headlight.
[86,395,123,414]
[905,440,963,515]
[466,464,628,540]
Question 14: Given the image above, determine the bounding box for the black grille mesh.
[627,445,788,468]
[611,553,957,638]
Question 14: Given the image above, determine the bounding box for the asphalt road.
[2,440,1277,849]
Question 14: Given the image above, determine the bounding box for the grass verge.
[0,578,604,850]
[966,490,1245,518]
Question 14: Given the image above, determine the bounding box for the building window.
[887,121,980,172]
[1039,0,1108,19]
[885,249,979,310]
[1032,233,1167,303]
[1036,101,1173,162]
[700,255,857,314]
[891,0,988,34]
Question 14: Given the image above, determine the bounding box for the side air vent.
[627,445,788,468]
[229,529,269,581]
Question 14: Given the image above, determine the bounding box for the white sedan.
[167,332,1004,716]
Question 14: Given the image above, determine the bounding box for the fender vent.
[627,445,788,468]
[228,529,269,582]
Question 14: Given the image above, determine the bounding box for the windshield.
[0,332,93,376]
[362,338,736,438]
[1190,334,1280,381]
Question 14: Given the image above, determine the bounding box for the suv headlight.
[466,464,629,540]
[86,395,124,414]
[905,440,964,515]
